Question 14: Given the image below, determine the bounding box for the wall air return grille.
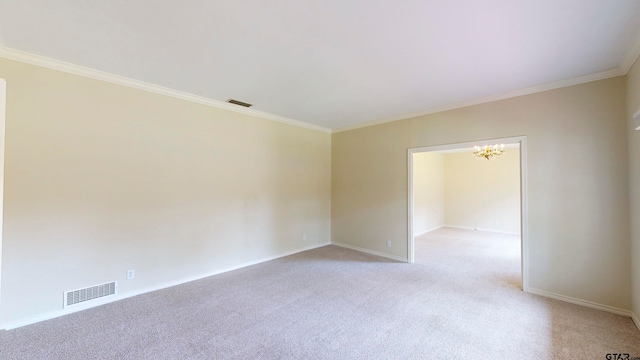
[227,99,253,107]
[64,281,117,308]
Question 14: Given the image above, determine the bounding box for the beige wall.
[627,58,640,319]
[443,150,520,234]
[332,77,631,310]
[412,152,444,235]
[0,54,637,327]
[0,58,332,326]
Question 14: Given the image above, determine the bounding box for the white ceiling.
[0,1,639,130]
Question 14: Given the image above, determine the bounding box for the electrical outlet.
[127,269,135,280]
[303,234,307,241]
[386,240,391,248]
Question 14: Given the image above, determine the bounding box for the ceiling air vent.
[64,281,117,308]
[227,99,253,108]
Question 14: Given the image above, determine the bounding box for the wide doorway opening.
[407,137,528,291]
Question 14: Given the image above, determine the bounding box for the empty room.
[1,1,640,359]
[411,142,522,289]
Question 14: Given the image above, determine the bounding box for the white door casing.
[0,79,6,304]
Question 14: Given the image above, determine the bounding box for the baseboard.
[632,312,640,332]
[1,242,330,330]
[413,225,444,237]
[443,225,521,236]
[331,242,408,262]
[527,288,632,317]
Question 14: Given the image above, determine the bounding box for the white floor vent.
[64,281,117,308]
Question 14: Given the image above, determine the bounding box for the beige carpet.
[1,227,639,359]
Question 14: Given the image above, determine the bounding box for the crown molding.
[333,67,625,133]
[334,20,640,133]
[621,25,640,74]
[1,35,637,135]
[0,46,331,134]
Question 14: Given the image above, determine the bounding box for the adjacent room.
[1,1,640,358]
[411,142,522,287]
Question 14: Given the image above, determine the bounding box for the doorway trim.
[0,79,5,304]
[407,136,529,292]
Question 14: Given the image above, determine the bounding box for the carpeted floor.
[1,227,639,359]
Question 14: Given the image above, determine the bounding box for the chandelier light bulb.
[473,143,506,160]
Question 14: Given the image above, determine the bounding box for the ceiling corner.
[621,26,640,74]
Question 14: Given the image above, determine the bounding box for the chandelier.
[473,144,505,160]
